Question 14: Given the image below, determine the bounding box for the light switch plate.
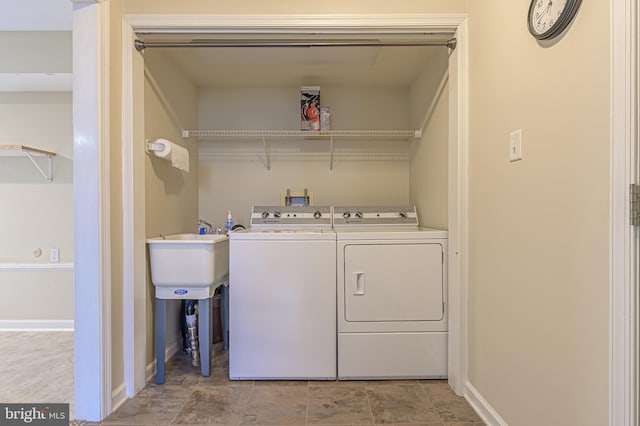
[50,248,59,263]
[509,129,522,162]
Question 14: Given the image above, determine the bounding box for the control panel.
[251,205,332,229]
[333,205,419,228]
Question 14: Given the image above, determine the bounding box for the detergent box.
[300,86,320,131]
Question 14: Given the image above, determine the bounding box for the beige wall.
[200,160,410,227]
[0,271,73,321]
[109,0,125,398]
[123,0,467,15]
[466,1,609,425]
[108,2,612,424]
[116,2,466,396]
[0,33,72,326]
[144,49,199,365]
[409,50,449,229]
[0,91,73,323]
[197,85,412,225]
[0,31,71,73]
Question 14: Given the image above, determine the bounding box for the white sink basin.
[147,233,229,299]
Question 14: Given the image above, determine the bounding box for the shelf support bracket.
[23,151,54,182]
[263,137,271,172]
[329,135,335,173]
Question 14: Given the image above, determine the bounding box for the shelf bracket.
[263,137,271,172]
[329,135,334,173]
[23,151,54,182]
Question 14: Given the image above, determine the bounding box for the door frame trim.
[121,12,470,396]
[611,0,638,424]
[72,0,112,421]
[72,5,638,423]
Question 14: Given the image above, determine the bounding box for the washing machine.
[334,205,448,380]
[229,205,336,380]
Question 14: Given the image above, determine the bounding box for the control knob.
[274,211,282,218]
[343,211,351,219]
[399,211,407,218]
[314,211,322,219]
[355,211,363,219]
[261,211,270,219]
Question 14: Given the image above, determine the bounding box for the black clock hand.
[536,2,552,23]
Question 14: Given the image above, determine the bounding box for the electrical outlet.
[509,129,523,162]
[50,248,59,263]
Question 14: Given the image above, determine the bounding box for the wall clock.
[528,0,582,40]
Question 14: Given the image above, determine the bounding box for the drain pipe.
[186,301,200,367]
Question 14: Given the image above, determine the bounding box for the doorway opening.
[119,13,469,413]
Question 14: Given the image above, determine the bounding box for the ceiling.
[0,0,72,31]
[0,5,451,90]
[152,45,446,88]
[140,33,452,88]
[0,0,72,91]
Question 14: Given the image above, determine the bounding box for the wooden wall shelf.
[0,145,57,181]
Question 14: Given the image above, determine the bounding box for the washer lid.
[336,227,448,240]
[230,227,336,240]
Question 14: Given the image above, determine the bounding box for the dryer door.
[344,243,444,322]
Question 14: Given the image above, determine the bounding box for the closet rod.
[134,38,456,52]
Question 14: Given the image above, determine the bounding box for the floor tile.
[171,386,251,424]
[420,382,483,423]
[365,383,440,424]
[317,379,421,388]
[253,380,309,386]
[134,383,194,400]
[420,381,459,403]
[307,384,373,424]
[102,396,186,425]
[0,333,485,425]
[159,352,206,387]
[0,331,75,418]
[240,385,307,425]
[444,423,486,426]
[198,364,252,387]
[434,400,484,423]
[359,380,421,386]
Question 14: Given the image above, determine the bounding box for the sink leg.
[199,297,211,377]
[155,298,166,384]
[221,285,229,350]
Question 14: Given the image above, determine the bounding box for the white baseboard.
[0,320,74,331]
[465,381,508,426]
[145,339,183,383]
[111,382,127,414]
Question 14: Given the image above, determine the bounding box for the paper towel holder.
[145,139,165,154]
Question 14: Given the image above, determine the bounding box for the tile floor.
[0,331,75,417]
[97,347,484,426]
[0,332,484,425]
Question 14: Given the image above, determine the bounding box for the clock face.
[528,0,581,40]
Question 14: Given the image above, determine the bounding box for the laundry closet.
[139,32,453,368]
[141,33,450,226]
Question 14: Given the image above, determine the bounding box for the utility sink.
[147,233,229,299]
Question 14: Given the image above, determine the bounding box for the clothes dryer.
[229,206,336,380]
[334,206,448,379]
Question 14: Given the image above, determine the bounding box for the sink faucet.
[198,219,213,234]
